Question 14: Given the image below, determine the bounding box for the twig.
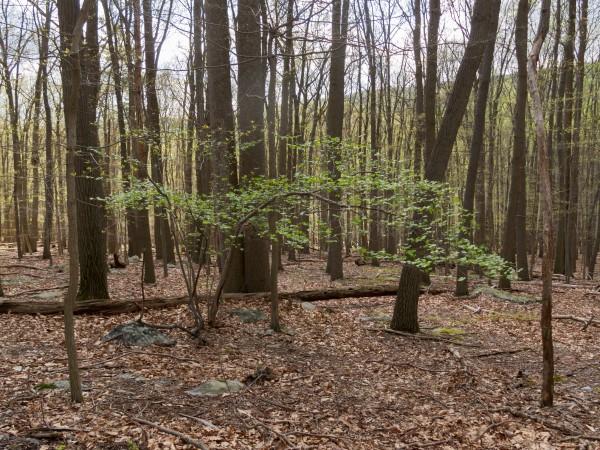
[473,420,511,441]
[138,253,146,322]
[410,438,452,448]
[239,410,296,448]
[131,416,209,450]
[179,413,219,430]
[491,407,600,441]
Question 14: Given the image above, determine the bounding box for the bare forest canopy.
[0,0,599,447]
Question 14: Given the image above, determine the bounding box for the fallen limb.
[475,348,531,358]
[469,286,539,304]
[6,285,69,298]
[0,284,448,315]
[366,327,481,347]
[131,416,209,450]
[553,315,600,330]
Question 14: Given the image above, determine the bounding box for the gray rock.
[33,290,62,299]
[230,308,266,323]
[301,302,317,311]
[359,311,392,322]
[36,379,91,391]
[129,255,140,263]
[186,379,244,396]
[581,386,593,393]
[103,321,176,347]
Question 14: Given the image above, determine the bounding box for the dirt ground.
[1,246,600,449]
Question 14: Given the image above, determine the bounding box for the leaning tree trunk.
[391,0,501,332]
[455,10,499,296]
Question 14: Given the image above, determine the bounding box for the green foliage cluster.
[107,151,511,280]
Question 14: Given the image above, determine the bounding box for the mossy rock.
[103,322,176,347]
[230,308,266,323]
[432,327,465,336]
[473,286,538,304]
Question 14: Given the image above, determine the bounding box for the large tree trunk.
[74,1,109,301]
[205,0,243,298]
[391,0,501,332]
[325,0,350,281]
[237,0,270,292]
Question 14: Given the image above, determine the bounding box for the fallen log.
[0,284,445,315]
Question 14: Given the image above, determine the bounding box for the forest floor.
[1,246,600,449]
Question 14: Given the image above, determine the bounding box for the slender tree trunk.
[554,0,576,276]
[41,2,53,261]
[131,0,156,283]
[423,0,440,164]
[56,0,92,403]
[566,0,588,283]
[527,0,554,407]
[142,0,175,266]
[101,0,134,262]
[499,0,530,288]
